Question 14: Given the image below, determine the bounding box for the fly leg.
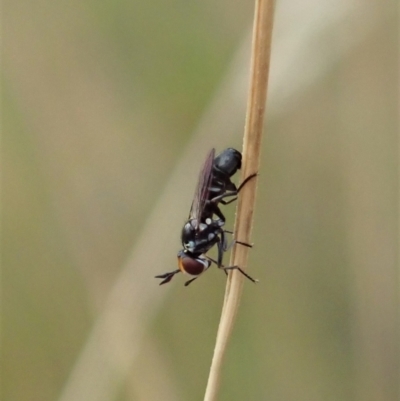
[223,230,253,249]
[207,239,257,283]
[217,231,258,283]
[215,231,251,266]
[209,191,237,206]
[210,173,258,206]
[234,240,252,248]
[236,173,258,193]
[223,265,258,283]
[205,255,228,276]
[212,205,226,223]
[155,269,180,285]
[184,277,198,286]
[216,233,225,268]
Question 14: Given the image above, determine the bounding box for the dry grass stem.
[53,4,382,400]
[204,1,275,400]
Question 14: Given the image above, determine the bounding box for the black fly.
[155,148,257,286]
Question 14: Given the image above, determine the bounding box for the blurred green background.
[3,1,398,401]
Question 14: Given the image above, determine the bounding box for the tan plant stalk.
[203,1,275,400]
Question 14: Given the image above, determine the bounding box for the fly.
[155,148,258,286]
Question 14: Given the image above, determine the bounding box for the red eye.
[178,255,207,276]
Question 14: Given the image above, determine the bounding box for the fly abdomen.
[178,251,210,276]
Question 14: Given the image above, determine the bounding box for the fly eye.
[178,256,206,276]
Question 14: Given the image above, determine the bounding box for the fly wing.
[188,148,215,228]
